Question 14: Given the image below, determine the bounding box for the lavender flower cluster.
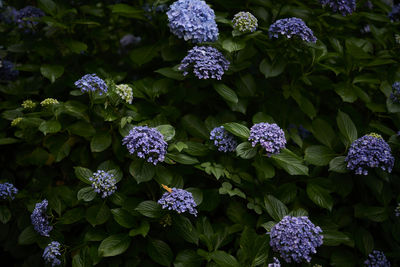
[249,123,286,156]
[345,133,394,175]
[31,199,53,237]
[269,216,323,263]
[120,34,141,48]
[158,186,198,216]
[122,126,168,165]
[389,4,400,22]
[390,82,400,103]
[232,11,258,33]
[43,241,62,266]
[179,46,229,80]
[0,60,19,81]
[0,182,18,200]
[74,74,108,95]
[268,257,281,267]
[364,250,391,266]
[16,6,44,30]
[89,170,117,198]
[320,0,356,16]
[210,126,238,152]
[0,6,17,24]
[268,17,317,43]
[167,0,219,43]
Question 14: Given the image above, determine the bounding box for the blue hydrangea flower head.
[232,11,258,33]
[158,185,198,216]
[122,126,168,165]
[390,82,400,103]
[167,0,219,43]
[268,17,317,43]
[1,6,18,24]
[364,250,391,266]
[31,199,53,237]
[389,4,400,22]
[16,6,44,30]
[269,216,323,263]
[268,257,281,267]
[43,241,62,267]
[74,74,108,95]
[120,34,141,47]
[179,46,230,80]
[89,170,117,198]
[0,60,19,81]
[345,133,395,175]
[249,123,286,156]
[320,0,356,16]
[210,126,238,152]
[395,203,400,217]
[0,182,18,200]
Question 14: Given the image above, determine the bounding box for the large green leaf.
[74,167,93,184]
[214,84,239,104]
[305,145,336,166]
[135,201,163,218]
[40,64,64,83]
[271,149,309,176]
[210,251,240,267]
[337,111,357,146]
[98,234,131,257]
[86,204,110,226]
[236,142,257,159]
[223,122,250,139]
[90,132,112,152]
[264,195,288,222]
[306,183,334,211]
[129,160,156,183]
[147,239,174,266]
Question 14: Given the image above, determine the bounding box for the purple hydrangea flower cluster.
[268,257,281,267]
[31,199,53,237]
[364,250,391,266]
[167,0,218,43]
[74,74,108,95]
[389,4,400,22]
[345,133,395,175]
[122,126,168,165]
[395,203,400,217]
[179,46,229,80]
[210,126,238,152]
[249,123,286,156]
[232,11,258,33]
[268,17,317,43]
[1,6,18,24]
[43,241,62,267]
[269,216,323,263]
[0,182,18,200]
[89,170,117,198]
[0,60,19,81]
[158,185,198,216]
[320,0,356,16]
[16,6,44,30]
[390,82,400,103]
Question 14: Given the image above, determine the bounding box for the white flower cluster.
[116,84,133,104]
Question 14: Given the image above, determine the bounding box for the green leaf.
[305,145,336,166]
[59,207,85,224]
[111,208,136,228]
[223,123,250,139]
[64,40,88,54]
[18,226,39,245]
[38,0,57,15]
[329,156,348,173]
[129,160,155,183]
[264,195,288,222]
[172,215,199,245]
[239,227,269,266]
[174,250,203,267]
[306,183,334,211]
[98,234,131,257]
[252,156,275,180]
[0,206,11,224]
[129,45,158,66]
[222,38,246,53]
[354,204,388,222]
[40,64,64,83]
[355,228,374,255]
[155,67,185,80]
[259,58,286,78]
[77,187,96,202]
[68,121,96,137]
[156,125,175,142]
[39,120,61,135]
[74,167,93,184]
[271,149,309,176]
[213,84,239,104]
[129,220,150,237]
[182,114,209,139]
[337,110,357,146]
[323,230,353,246]
[386,97,400,113]
[111,4,144,19]
[166,153,199,165]
[135,201,163,218]
[210,251,239,267]
[147,239,174,267]
[0,138,20,145]
[86,204,110,226]
[236,142,257,159]
[312,118,336,148]
[90,132,112,152]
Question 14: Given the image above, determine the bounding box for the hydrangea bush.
[1,0,400,266]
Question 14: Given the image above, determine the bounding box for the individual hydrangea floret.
[364,250,391,266]
[232,11,258,33]
[345,133,395,175]
[268,257,281,267]
[122,126,168,165]
[390,82,400,103]
[158,185,198,216]
[320,0,356,16]
[0,182,18,200]
[16,6,44,30]
[89,170,117,198]
[40,98,59,106]
[389,4,400,22]
[0,60,19,81]
[11,117,23,126]
[167,0,219,43]
[395,203,400,217]
[43,241,62,267]
[31,199,53,237]
[22,99,37,109]
[268,17,317,43]
[116,84,133,104]
[210,126,238,152]
[249,123,286,156]
[179,46,230,80]
[74,74,108,95]
[269,216,323,263]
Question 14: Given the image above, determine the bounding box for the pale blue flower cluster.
[364,250,391,266]
[249,123,286,156]
[320,0,356,16]
[89,170,117,198]
[268,257,281,267]
[43,241,62,266]
[158,187,198,216]
[389,4,400,22]
[269,216,323,263]
[74,74,108,95]
[269,17,317,43]
[0,182,18,200]
[167,0,218,43]
[31,199,53,237]
[120,34,141,47]
[232,11,258,33]
[210,126,238,152]
[16,6,44,30]
[0,60,19,80]
[345,133,394,175]
[390,82,400,103]
[122,126,168,165]
[1,6,17,24]
[179,46,229,80]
